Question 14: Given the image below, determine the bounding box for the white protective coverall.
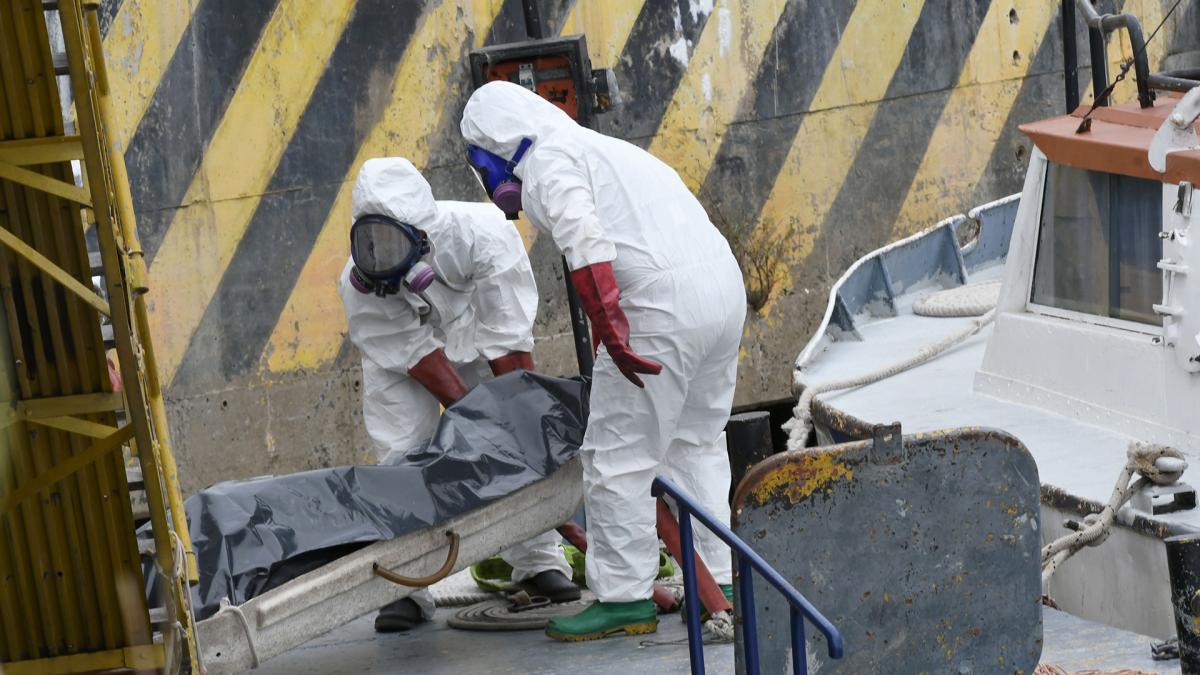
[461,82,745,602]
[338,158,571,615]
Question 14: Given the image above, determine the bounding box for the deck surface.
[255,605,734,674]
[802,264,1196,534]
[252,606,1172,674]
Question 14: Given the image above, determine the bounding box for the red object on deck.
[656,498,732,616]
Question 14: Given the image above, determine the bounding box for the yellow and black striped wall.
[97,0,1198,491]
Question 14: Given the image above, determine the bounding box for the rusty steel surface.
[731,426,1043,673]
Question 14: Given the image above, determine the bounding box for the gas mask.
[348,214,435,297]
[466,138,532,220]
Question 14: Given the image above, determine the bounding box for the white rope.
[783,308,997,451]
[216,598,260,669]
[913,281,1001,318]
[705,610,736,642]
[1041,443,1187,586]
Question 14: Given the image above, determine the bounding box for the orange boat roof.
[1021,95,1200,184]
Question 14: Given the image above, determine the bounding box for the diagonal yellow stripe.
[263,0,505,373]
[145,0,358,385]
[648,0,787,190]
[264,0,651,373]
[752,0,924,306]
[889,0,1057,238]
[560,0,645,68]
[102,0,198,150]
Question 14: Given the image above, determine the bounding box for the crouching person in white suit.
[339,157,577,632]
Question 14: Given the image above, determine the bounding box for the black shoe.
[374,598,426,633]
[508,570,581,604]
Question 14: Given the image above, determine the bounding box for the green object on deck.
[470,546,675,592]
[544,600,659,641]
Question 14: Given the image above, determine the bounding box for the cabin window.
[1031,164,1161,326]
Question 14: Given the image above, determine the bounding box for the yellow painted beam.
[0,225,110,317]
[0,424,134,516]
[648,0,788,189]
[29,415,120,439]
[264,0,507,373]
[2,642,163,675]
[0,136,84,166]
[18,392,124,420]
[145,0,358,385]
[560,0,645,68]
[102,0,198,150]
[752,0,924,310]
[0,159,91,206]
[889,0,1057,238]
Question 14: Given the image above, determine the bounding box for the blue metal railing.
[652,476,844,675]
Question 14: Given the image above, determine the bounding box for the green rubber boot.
[545,600,658,642]
[679,583,735,622]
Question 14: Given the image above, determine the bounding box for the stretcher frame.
[197,457,584,674]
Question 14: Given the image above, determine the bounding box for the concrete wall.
[96,0,1200,492]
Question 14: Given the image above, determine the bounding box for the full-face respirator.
[348,213,435,296]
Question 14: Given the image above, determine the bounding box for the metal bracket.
[869,422,904,463]
[1128,479,1197,516]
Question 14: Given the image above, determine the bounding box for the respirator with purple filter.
[466,138,532,219]
[348,214,435,297]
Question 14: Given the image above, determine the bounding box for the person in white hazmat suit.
[338,157,577,633]
[461,81,746,641]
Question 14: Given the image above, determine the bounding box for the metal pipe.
[563,260,594,378]
[1148,69,1200,93]
[657,498,730,615]
[1088,26,1109,107]
[1062,0,1080,111]
[791,607,808,675]
[738,556,760,675]
[1074,0,1154,108]
[677,511,706,675]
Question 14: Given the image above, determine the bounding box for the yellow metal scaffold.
[0,0,199,672]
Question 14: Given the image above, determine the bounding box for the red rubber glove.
[489,351,534,376]
[570,262,663,388]
[409,349,469,407]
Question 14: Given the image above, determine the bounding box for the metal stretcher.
[197,458,583,673]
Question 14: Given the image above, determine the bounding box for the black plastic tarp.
[143,372,587,621]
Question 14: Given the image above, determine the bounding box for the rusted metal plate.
[732,425,1042,673]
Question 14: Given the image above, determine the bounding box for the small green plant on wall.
[706,201,796,314]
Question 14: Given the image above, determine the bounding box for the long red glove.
[488,351,534,376]
[570,262,662,388]
[409,349,469,407]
